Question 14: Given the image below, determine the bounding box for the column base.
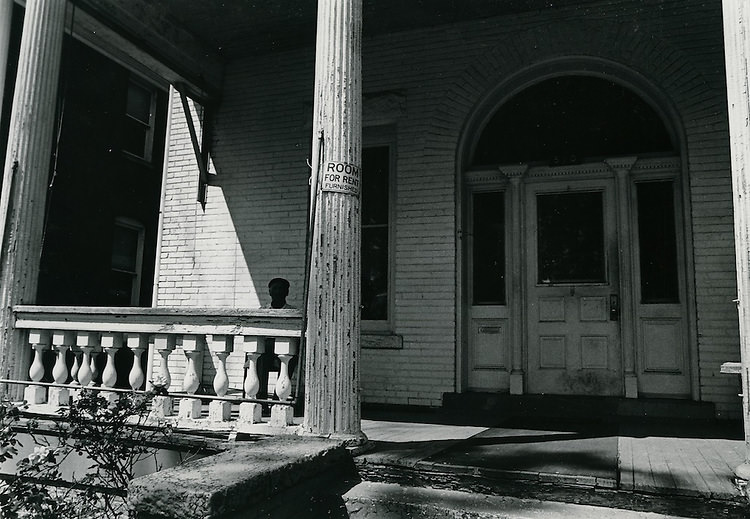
[48,387,70,407]
[510,371,524,395]
[238,402,263,424]
[625,374,638,399]
[208,400,232,422]
[24,385,46,405]
[178,397,202,420]
[149,395,173,419]
[270,404,294,427]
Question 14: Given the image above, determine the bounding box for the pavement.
[356,407,749,518]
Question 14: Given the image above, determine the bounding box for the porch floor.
[357,409,748,518]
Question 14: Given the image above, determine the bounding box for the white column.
[722,0,750,482]
[303,0,365,442]
[0,0,66,393]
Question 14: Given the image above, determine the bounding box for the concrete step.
[441,393,716,423]
[344,481,692,519]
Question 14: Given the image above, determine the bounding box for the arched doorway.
[463,74,692,398]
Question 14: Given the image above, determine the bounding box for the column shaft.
[0,0,65,386]
[303,0,364,440]
[722,0,750,480]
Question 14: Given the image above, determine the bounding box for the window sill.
[361,333,402,350]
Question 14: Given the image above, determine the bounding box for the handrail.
[13,305,303,337]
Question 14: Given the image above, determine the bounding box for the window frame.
[362,127,396,332]
[122,77,158,163]
[111,217,146,306]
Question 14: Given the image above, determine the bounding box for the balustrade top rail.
[12,305,304,337]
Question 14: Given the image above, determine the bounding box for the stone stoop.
[127,436,358,519]
[343,482,688,519]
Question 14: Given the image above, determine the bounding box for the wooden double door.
[466,161,691,397]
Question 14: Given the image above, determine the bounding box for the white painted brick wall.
[156,0,742,417]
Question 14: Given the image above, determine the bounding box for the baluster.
[89,346,102,386]
[270,337,299,427]
[69,348,82,400]
[23,330,50,404]
[70,349,81,385]
[48,331,74,407]
[75,332,100,395]
[239,336,265,425]
[178,335,204,420]
[150,334,176,419]
[100,333,123,402]
[207,335,234,422]
[125,333,149,390]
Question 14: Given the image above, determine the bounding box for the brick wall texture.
[155,0,742,417]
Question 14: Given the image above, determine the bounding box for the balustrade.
[12,306,303,434]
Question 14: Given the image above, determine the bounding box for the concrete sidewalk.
[356,413,748,518]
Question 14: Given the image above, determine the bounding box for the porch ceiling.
[159,0,603,57]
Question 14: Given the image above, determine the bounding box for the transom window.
[471,76,675,167]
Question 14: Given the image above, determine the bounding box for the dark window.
[362,146,390,321]
[636,181,679,303]
[472,76,674,167]
[537,191,606,284]
[472,192,506,304]
[122,80,154,160]
[108,220,144,306]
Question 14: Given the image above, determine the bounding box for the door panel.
[526,180,622,396]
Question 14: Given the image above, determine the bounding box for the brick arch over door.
[431,19,733,405]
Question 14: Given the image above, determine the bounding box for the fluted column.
[723,0,750,483]
[0,0,13,117]
[0,0,66,391]
[303,0,364,441]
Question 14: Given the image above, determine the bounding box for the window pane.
[472,192,505,304]
[637,181,679,303]
[107,270,135,307]
[537,192,605,283]
[362,227,388,320]
[112,225,139,272]
[122,117,147,157]
[362,146,389,225]
[127,81,151,124]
